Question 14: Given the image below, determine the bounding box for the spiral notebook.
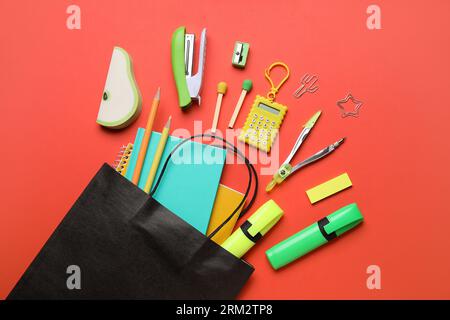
[125,128,226,234]
[114,143,133,176]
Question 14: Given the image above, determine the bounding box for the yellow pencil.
[132,87,160,185]
[144,116,172,194]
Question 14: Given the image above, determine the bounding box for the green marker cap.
[266,203,363,270]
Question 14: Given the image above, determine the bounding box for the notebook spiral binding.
[113,143,133,176]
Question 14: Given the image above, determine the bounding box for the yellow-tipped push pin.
[211,81,227,134]
[228,80,253,129]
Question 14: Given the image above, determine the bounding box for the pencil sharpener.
[232,41,250,69]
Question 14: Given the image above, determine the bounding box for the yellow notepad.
[207,184,245,245]
[306,173,352,204]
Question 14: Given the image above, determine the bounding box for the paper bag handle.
[150,134,258,239]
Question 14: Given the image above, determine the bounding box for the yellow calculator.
[238,95,287,152]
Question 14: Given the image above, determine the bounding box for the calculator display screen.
[258,103,280,115]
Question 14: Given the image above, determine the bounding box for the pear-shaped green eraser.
[97,47,142,129]
[242,79,253,92]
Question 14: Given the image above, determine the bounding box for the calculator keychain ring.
[265,62,290,101]
[238,61,290,152]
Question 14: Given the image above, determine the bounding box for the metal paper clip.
[336,93,363,118]
[293,74,319,98]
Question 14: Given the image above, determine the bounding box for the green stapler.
[171,26,207,109]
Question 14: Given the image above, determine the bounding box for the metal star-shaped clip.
[337,93,363,118]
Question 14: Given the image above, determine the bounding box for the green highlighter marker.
[266,203,363,270]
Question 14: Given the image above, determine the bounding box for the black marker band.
[318,217,337,242]
[240,221,262,243]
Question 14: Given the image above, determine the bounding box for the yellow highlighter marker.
[221,199,284,259]
[144,116,172,194]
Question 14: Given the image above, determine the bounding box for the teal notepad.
[125,128,226,234]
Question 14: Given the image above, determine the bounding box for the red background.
[1,0,450,299]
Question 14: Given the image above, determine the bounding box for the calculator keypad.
[238,96,287,152]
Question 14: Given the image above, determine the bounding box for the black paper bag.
[8,163,254,299]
